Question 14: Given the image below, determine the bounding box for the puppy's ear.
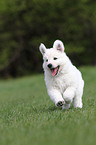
[53,40,65,52]
[39,43,46,55]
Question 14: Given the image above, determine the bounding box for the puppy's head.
[39,40,66,76]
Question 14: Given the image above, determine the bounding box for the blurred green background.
[0,1,96,145]
[0,0,96,78]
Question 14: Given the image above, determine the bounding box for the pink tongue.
[51,68,58,76]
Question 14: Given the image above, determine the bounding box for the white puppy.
[39,40,84,109]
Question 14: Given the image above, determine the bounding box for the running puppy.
[39,40,84,109]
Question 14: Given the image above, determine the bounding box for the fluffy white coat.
[39,40,84,109]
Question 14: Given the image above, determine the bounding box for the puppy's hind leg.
[73,81,84,108]
[73,91,83,108]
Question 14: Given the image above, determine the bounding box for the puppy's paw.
[56,101,65,107]
[64,96,73,104]
[62,103,70,110]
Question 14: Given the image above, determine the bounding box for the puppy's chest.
[53,77,68,90]
[46,75,70,93]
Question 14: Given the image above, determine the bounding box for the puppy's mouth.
[50,66,60,76]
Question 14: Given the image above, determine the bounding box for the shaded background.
[0,0,96,78]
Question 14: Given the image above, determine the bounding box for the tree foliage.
[0,0,96,77]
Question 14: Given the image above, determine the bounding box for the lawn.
[0,66,96,145]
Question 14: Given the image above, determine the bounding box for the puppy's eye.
[46,59,48,62]
[54,57,58,60]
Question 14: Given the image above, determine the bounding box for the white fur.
[39,40,84,109]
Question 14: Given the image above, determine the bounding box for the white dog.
[39,40,84,109]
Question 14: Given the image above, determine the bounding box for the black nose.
[47,63,52,69]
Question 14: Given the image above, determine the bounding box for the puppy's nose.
[47,63,52,69]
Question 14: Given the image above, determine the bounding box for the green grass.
[0,66,96,145]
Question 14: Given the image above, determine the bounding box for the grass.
[0,66,96,145]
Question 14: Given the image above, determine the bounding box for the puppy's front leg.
[48,89,64,107]
[63,87,76,109]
